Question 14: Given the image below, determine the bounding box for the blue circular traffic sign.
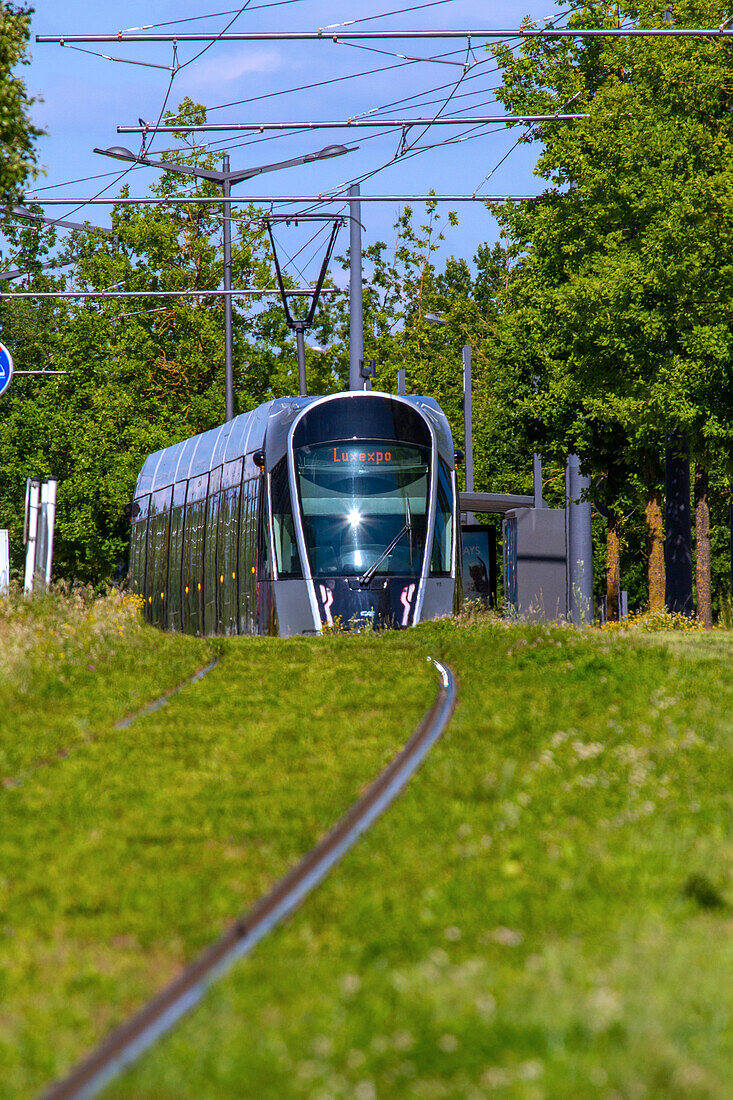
[0,343,13,398]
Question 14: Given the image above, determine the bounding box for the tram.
[129,391,460,635]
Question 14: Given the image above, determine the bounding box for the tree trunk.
[665,431,694,614]
[694,464,712,629]
[606,510,620,622]
[645,486,665,611]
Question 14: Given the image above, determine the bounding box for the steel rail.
[36,29,733,42]
[118,115,589,133]
[19,195,538,205]
[39,657,456,1100]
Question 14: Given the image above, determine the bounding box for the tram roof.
[134,392,452,498]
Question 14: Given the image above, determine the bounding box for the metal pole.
[295,322,307,396]
[0,289,339,299]
[38,29,733,42]
[533,454,544,508]
[222,156,234,422]
[20,195,538,205]
[729,494,733,603]
[117,116,590,134]
[43,478,58,586]
[462,346,474,524]
[24,478,40,594]
[0,529,9,594]
[397,369,406,396]
[565,455,593,624]
[349,184,363,392]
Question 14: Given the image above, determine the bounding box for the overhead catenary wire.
[23,19,548,208]
[22,9,577,242]
[121,0,309,32]
[322,1,457,30]
[118,0,453,36]
[175,1,254,73]
[164,10,571,158]
[205,46,486,115]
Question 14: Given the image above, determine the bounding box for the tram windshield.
[294,440,430,577]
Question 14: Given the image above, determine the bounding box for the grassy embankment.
[2,594,733,1099]
[0,591,434,1098]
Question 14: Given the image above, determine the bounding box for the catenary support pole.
[222,155,234,422]
[665,431,694,614]
[295,322,307,396]
[726,495,730,607]
[349,184,363,391]
[462,346,474,524]
[565,455,593,624]
[533,454,544,508]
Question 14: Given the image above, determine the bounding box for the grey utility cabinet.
[503,507,567,620]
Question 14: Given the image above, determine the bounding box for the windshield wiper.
[358,496,413,587]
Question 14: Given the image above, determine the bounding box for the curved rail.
[40,657,456,1100]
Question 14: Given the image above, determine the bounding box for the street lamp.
[95,142,356,421]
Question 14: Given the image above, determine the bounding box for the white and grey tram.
[129,391,460,636]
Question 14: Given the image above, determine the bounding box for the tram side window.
[129,494,151,595]
[167,480,188,632]
[147,486,172,626]
[430,458,453,575]
[270,457,303,577]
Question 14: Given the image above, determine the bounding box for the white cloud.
[185,48,282,88]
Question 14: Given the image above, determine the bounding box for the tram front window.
[295,441,430,577]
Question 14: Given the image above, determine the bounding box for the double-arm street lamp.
[95,142,355,421]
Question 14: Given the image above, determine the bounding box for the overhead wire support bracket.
[0,289,346,300]
[116,115,590,133]
[36,28,733,42]
[17,195,542,206]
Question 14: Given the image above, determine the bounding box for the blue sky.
[21,1,560,279]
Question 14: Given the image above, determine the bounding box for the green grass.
[0,589,214,778]
[104,621,733,1100]
[3,601,733,1099]
[0,596,434,1098]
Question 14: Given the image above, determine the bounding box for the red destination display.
[332,448,392,464]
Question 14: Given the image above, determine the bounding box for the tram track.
[1,656,220,791]
[40,655,456,1100]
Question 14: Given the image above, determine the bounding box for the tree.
[314,204,539,509]
[0,101,302,580]
[0,2,40,207]
[487,0,733,617]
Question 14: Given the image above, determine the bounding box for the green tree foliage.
[0,102,332,580]
[315,204,540,504]
[487,0,733,608]
[0,2,40,206]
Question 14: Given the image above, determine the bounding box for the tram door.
[256,474,274,634]
[181,472,209,635]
